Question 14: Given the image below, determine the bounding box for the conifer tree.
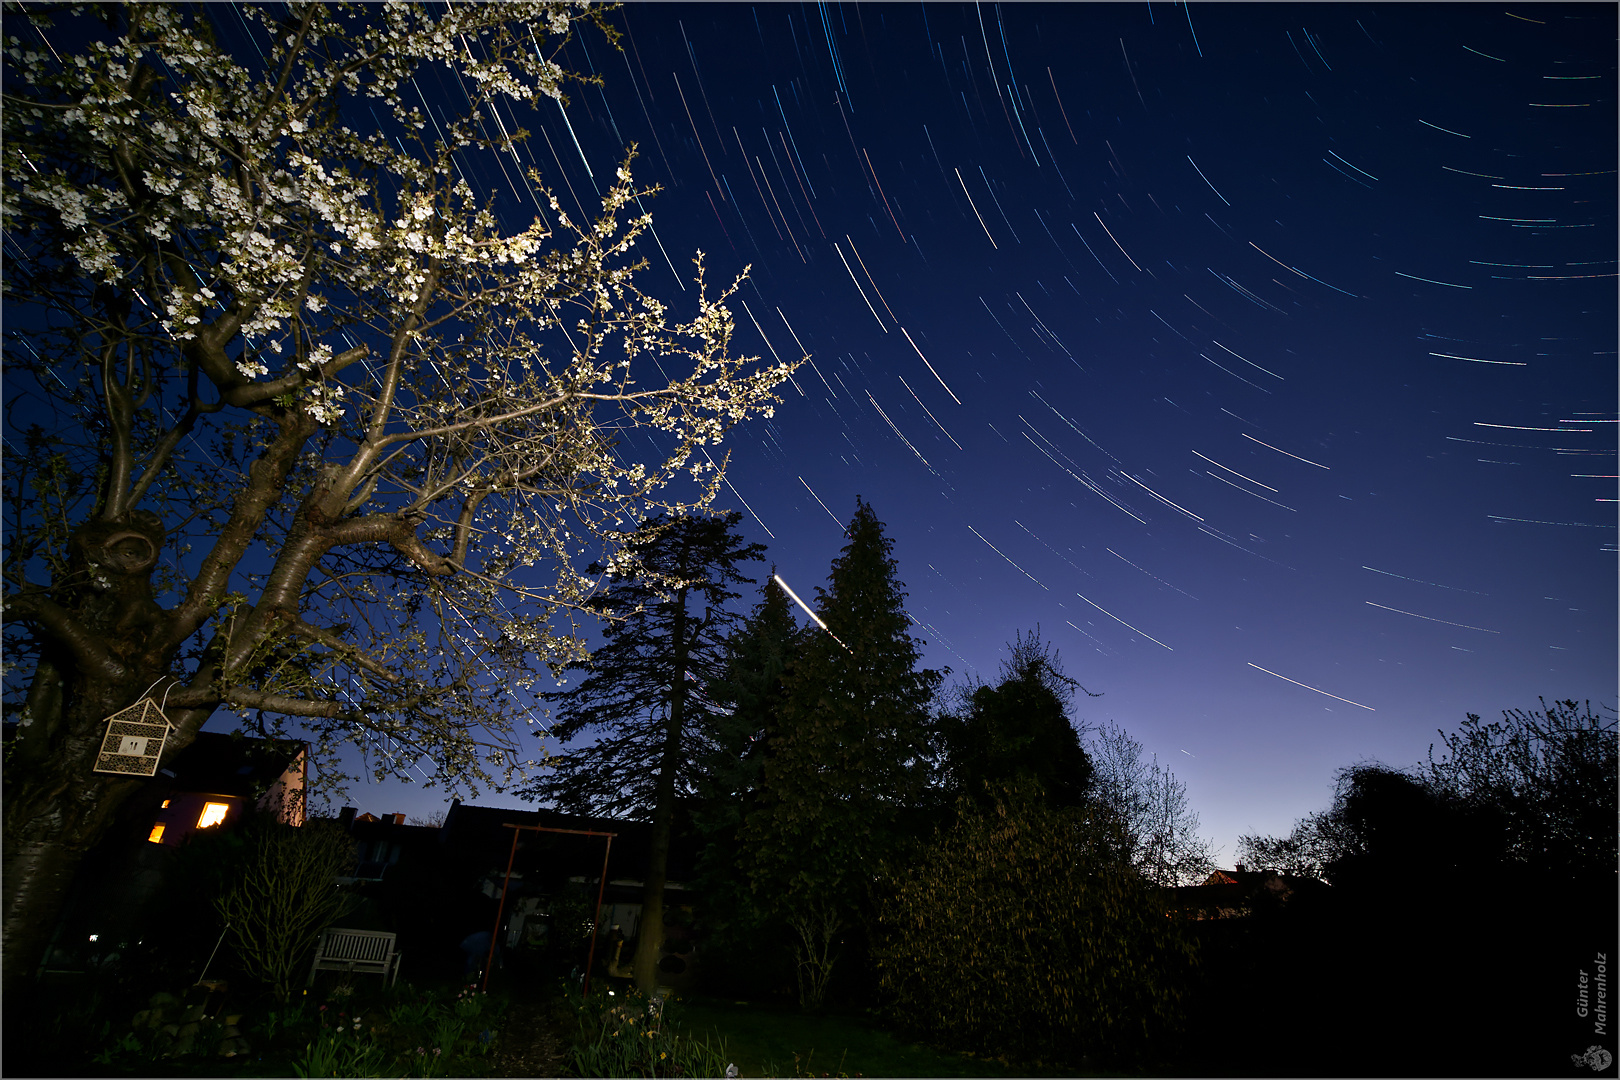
[740,498,941,1007]
[521,511,763,992]
[691,573,805,986]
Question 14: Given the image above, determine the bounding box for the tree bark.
[632,589,689,995]
[1,685,205,998]
[1,513,214,997]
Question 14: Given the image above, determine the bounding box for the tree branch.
[283,613,401,682]
[220,344,371,410]
[166,410,317,649]
[1,588,123,683]
[219,687,368,723]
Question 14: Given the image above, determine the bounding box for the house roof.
[157,731,306,797]
[1168,868,1330,917]
[1202,868,1329,892]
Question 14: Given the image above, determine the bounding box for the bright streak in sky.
[897,374,963,449]
[1093,211,1144,271]
[798,475,843,528]
[1428,352,1528,367]
[1020,422,1148,523]
[1212,338,1284,380]
[1186,154,1230,205]
[1123,473,1205,522]
[967,524,1048,591]
[773,572,826,630]
[1476,421,1589,432]
[844,235,898,322]
[705,448,773,538]
[956,167,998,248]
[867,390,935,471]
[901,326,962,404]
[1246,663,1376,710]
[1075,590,1174,650]
[1205,469,1297,511]
[1364,601,1500,634]
[1242,433,1331,469]
[1193,449,1278,491]
[834,242,887,332]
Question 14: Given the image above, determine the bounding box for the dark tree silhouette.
[519,511,764,992]
[689,573,806,985]
[937,629,1095,811]
[1228,701,1619,1076]
[1427,697,1617,886]
[740,498,941,1008]
[1241,699,1618,890]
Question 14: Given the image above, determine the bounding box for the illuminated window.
[161,799,170,809]
[147,823,166,844]
[197,802,230,829]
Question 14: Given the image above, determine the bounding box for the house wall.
[146,791,244,847]
[256,748,307,825]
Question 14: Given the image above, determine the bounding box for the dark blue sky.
[334,3,1616,859]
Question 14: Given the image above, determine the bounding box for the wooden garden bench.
[307,927,402,987]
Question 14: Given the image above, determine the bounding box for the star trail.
[329,3,1615,857]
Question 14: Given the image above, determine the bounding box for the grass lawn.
[670,995,1066,1078]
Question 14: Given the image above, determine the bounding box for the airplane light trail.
[901,326,963,404]
[774,572,852,653]
[1075,591,1174,650]
[1247,663,1375,710]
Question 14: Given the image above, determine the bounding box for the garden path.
[488,982,568,1078]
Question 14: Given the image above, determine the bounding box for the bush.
[873,781,1198,1070]
[215,817,360,1003]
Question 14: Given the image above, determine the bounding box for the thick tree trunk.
[3,832,88,991]
[633,805,672,995]
[632,592,690,995]
[3,704,209,1000]
[3,703,146,997]
[2,514,209,998]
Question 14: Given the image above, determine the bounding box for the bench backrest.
[318,929,395,963]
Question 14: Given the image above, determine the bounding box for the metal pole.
[195,922,230,984]
[482,826,521,992]
[582,833,613,998]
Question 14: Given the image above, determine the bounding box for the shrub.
[214,818,359,1003]
[873,781,1198,1069]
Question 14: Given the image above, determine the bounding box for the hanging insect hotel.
[92,695,174,777]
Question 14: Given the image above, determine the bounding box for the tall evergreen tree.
[740,498,942,1007]
[520,511,763,992]
[690,573,806,988]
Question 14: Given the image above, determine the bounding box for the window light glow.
[197,802,230,829]
[161,799,170,809]
[147,823,166,844]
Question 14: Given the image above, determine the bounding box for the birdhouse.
[92,698,174,777]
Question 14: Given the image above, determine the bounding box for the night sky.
[328,3,1616,860]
